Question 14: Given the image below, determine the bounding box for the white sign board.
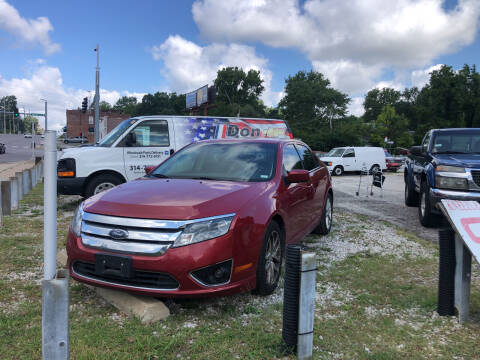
[440,199,480,262]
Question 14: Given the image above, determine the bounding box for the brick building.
[65,110,131,143]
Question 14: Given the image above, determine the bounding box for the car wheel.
[64,140,68,144]
[85,174,123,198]
[333,166,343,176]
[418,180,437,227]
[370,164,380,174]
[312,193,333,235]
[404,180,418,207]
[254,221,284,296]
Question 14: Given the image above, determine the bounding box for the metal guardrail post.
[15,172,23,202]
[454,234,472,323]
[42,130,69,359]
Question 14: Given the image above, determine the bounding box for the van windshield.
[326,148,345,157]
[97,119,137,147]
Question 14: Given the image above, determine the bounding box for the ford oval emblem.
[109,228,129,240]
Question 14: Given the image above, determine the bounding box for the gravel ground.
[332,172,440,242]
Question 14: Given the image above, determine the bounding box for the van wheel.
[254,221,284,296]
[333,166,343,176]
[312,193,333,235]
[85,174,123,198]
[370,164,380,174]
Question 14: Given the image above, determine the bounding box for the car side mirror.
[410,145,423,156]
[145,165,155,175]
[286,169,310,183]
[126,132,136,147]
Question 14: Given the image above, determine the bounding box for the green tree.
[22,115,39,134]
[278,70,349,148]
[136,92,186,116]
[363,88,401,125]
[0,95,18,133]
[113,96,138,115]
[370,105,412,148]
[99,101,112,112]
[210,67,266,117]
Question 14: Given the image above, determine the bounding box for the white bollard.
[15,172,23,202]
[43,131,57,280]
[10,177,18,210]
[23,169,30,195]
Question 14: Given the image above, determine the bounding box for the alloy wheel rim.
[325,199,332,229]
[265,230,281,286]
[94,182,115,194]
[335,168,341,175]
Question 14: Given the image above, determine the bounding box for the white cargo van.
[57,115,292,197]
[320,147,386,176]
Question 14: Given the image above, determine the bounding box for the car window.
[343,148,355,158]
[128,120,169,147]
[283,144,303,173]
[295,144,319,171]
[422,132,431,152]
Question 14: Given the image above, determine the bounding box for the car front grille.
[72,261,179,290]
[471,170,480,187]
[80,212,183,256]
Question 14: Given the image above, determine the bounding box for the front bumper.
[66,228,257,298]
[430,188,480,212]
[57,177,86,196]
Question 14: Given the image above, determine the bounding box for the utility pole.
[3,99,5,134]
[41,99,48,131]
[94,44,100,143]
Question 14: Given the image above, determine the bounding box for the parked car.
[384,149,403,172]
[57,116,293,198]
[0,143,5,154]
[320,146,386,176]
[405,128,480,227]
[24,133,32,138]
[64,136,88,144]
[66,139,333,297]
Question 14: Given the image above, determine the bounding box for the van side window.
[126,120,169,147]
[295,144,319,171]
[343,148,355,158]
[283,144,303,174]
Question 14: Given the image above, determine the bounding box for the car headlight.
[435,176,468,190]
[71,202,84,237]
[436,165,465,173]
[173,214,235,248]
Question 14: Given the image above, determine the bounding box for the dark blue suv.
[404,128,480,226]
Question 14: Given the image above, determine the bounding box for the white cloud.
[348,97,365,117]
[193,0,480,94]
[0,65,143,131]
[151,35,281,106]
[0,0,60,54]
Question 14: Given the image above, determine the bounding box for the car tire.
[85,174,123,198]
[333,166,343,176]
[64,140,68,144]
[254,221,284,296]
[404,180,419,207]
[312,193,333,235]
[418,180,437,227]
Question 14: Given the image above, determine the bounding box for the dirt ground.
[332,172,440,242]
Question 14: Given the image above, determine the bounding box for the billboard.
[196,85,208,106]
[186,85,209,109]
[186,92,197,109]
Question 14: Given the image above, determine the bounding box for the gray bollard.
[42,270,70,359]
[1,180,12,216]
[10,177,18,210]
[23,169,31,195]
[15,172,23,202]
[31,167,37,187]
[298,251,316,360]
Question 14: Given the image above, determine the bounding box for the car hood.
[83,177,270,220]
[434,154,480,169]
[319,156,338,163]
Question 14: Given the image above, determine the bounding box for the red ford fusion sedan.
[67,139,333,297]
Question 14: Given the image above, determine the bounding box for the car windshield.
[97,118,137,147]
[151,142,277,182]
[326,148,345,157]
[432,131,480,154]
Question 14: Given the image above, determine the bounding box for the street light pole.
[41,99,48,131]
[3,99,5,134]
[94,44,100,143]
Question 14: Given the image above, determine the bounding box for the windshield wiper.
[189,176,216,180]
[434,151,466,154]
[150,173,169,178]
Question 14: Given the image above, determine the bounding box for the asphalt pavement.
[0,134,44,163]
[332,171,439,242]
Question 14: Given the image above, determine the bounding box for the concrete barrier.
[10,177,18,210]
[22,169,30,195]
[15,172,23,202]
[30,167,36,187]
[1,180,11,216]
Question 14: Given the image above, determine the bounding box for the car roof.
[198,138,300,145]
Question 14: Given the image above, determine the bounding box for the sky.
[0,0,479,131]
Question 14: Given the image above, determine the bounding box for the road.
[0,134,44,163]
[332,172,439,242]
